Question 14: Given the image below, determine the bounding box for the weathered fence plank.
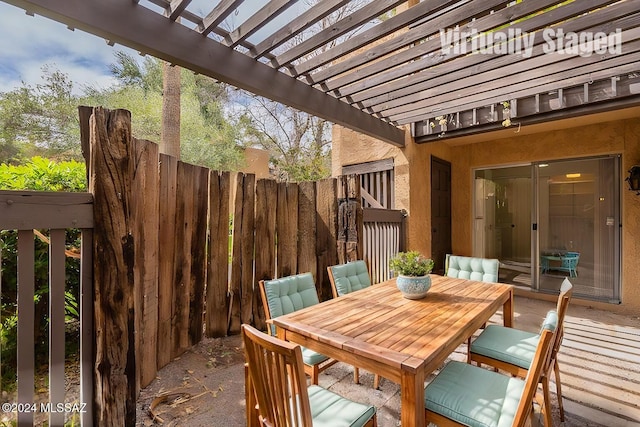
[188,165,209,345]
[254,179,277,330]
[90,107,136,426]
[298,182,317,278]
[206,171,231,337]
[239,174,255,327]
[157,154,177,369]
[316,178,338,301]
[132,138,159,389]
[277,182,298,278]
[229,173,255,333]
[172,162,195,358]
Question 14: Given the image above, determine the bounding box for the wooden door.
[431,156,452,275]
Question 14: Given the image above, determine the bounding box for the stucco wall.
[332,115,640,313]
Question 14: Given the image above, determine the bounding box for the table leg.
[503,288,514,327]
[401,368,426,427]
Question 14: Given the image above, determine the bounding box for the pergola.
[3,0,640,147]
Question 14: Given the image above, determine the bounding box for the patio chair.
[328,260,380,389]
[258,272,337,385]
[242,324,377,427]
[469,278,573,426]
[445,254,500,353]
[425,315,557,427]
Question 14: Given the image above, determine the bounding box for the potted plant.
[389,251,435,299]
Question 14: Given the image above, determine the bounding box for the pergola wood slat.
[273,0,407,69]
[2,0,637,145]
[292,0,466,79]
[332,0,623,98]
[383,22,640,121]
[251,0,350,59]
[167,0,191,21]
[396,51,640,124]
[359,1,640,110]
[199,0,244,36]
[223,0,292,49]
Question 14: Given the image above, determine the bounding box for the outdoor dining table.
[272,274,514,427]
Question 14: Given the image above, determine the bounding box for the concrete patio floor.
[136,295,640,426]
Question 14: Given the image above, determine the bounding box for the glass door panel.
[474,156,620,302]
[474,166,532,287]
[537,157,620,301]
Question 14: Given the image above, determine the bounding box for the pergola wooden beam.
[3,0,406,147]
[2,0,637,145]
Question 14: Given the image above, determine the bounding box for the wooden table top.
[273,275,513,376]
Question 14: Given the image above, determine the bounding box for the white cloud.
[0,2,136,94]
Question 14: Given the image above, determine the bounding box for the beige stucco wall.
[332,112,640,314]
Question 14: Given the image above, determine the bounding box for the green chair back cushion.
[329,261,372,296]
[446,255,500,283]
[263,272,319,319]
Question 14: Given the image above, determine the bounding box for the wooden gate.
[342,159,406,283]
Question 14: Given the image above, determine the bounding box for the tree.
[238,97,331,182]
[0,66,82,163]
[88,52,245,171]
[232,0,374,182]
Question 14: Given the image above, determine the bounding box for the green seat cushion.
[302,347,330,365]
[308,385,376,427]
[470,310,558,370]
[330,261,372,296]
[424,361,525,427]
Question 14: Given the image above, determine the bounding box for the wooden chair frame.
[327,261,381,389]
[469,279,573,426]
[258,278,337,385]
[427,326,556,427]
[243,324,376,427]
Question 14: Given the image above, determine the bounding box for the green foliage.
[0,157,84,390]
[389,251,435,277]
[0,156,87,191]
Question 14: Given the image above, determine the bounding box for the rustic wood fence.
[82,107,362,425]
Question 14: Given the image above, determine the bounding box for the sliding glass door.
[474,156,620,302]
[536,157,620,301]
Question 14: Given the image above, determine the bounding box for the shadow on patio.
[136,295,640,427]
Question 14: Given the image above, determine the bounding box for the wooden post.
[89,107,136,426]
[206,171,231,337]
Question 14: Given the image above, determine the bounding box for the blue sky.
[0,2,129,94]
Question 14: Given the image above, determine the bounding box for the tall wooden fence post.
[89,107,136,426]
